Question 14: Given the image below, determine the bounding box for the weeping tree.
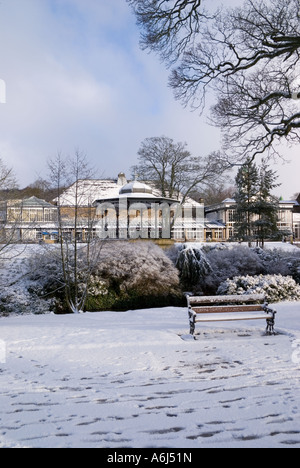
[128,0,300,163]
[176,245,212,288]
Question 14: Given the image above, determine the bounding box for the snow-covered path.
[0,303,299,448]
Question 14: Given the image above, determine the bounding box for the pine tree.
[234,158,259,246]
[252,160,280,248]
[234,158,280,248]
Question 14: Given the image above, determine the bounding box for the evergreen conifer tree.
[234,159,259,246]
[234,158,280,248]
[253,160,280,248]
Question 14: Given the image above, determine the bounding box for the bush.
[203,246,264,294]
[29,241,183,312]
[89,241,183,310]
[253,247,300,284]
[173,244,265,294]
[0,253,55,317]
[171,243,300,295]
[217,274,300,303]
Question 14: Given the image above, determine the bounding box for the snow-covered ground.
[0,302,299,448]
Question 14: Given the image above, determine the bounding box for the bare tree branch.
[127,0,210,64]
[129,0,300,161]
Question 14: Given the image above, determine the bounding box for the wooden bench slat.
[192,305,265,314]
[195,313,274,322]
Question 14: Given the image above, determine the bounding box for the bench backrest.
[188,294,266,309]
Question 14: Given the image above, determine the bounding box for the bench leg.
[266,316,275,335]
[189,310,196,335]
[190,322,195,336]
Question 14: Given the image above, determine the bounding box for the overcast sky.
[0,0,299,198]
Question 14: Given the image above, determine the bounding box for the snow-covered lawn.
[0,302,299,448]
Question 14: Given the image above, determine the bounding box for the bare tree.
[48,150,102,314]
[0,158,18,192]
[195,182,235,206]
[132,136,227,204]
[129,0,300,162]
[0,158,20,257]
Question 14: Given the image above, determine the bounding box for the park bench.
[186,294,276,336]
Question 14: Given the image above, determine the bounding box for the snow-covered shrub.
[0,287,50,316]
[28,249,64,296]
[174,244,265,294]
[90,241,182,310]
[289,259,300,285]
[0,252,55,316]
[28,241,182,312]
[252,247,297,277]
[203,246,264,294]
[83,275,109,297]
[173,243,300,295]
[217,274,300,303]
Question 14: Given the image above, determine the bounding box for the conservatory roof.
[205,221,226,229]
[8,196,56,208]
[22,196,55,207]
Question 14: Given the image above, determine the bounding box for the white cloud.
[0,0,298,198]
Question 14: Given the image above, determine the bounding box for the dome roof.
[119,180,153,195]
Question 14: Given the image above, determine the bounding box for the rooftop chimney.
[117,172,127,186]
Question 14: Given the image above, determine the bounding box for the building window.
[44,209,56,222]
[228,209,236,222]
[214,230,224,240]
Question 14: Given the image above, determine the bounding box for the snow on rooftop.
[55,179,120,206]
[55,177,204,207]
[222,198,236,203]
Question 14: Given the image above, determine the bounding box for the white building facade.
[205,196,300,242]
[58,173,205,242]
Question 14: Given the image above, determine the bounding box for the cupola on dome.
[119,180,153,195]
